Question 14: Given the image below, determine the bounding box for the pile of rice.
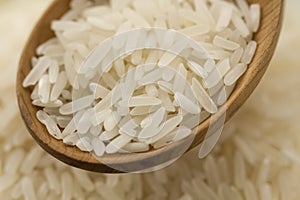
[1,0,300,199]
[23,0,259,155]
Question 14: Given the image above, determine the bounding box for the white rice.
[6,0,300,199]
[159,90,176,112]
[241,40,258,64]
[128,96,162,107]
[50,72,67,101]
[230,47,244,67]
[216,84,236,106]
[174,92,201,114]
[213,35,240,51]
[4,149,25,174]
[192,78,218,113]
[61,172,73,200]
[59,95,94,115]
[76,137,93,152]
[106,134,132,154]
[224,63,247,86]
[77,109,93,134]
[48,62,59,84]
[91,137,106,156]
[250,4,261,32]
[180,24,210,37]
[216,5,233,32]
[37,74,50,104]
[22,57,53,87]
[56,116,72,128]
[122,142,150,153]
[63,132,80,146]
[71,168,94,192]
[21,177,37,200]
[119,118,138,137]
[147,115,183,144]
[36,110,62,139]
[99,129,119,142]
[104,111,121,131]
[32,99,63,108]
[0,174,18,193]
[203,68,223,89]
[44,167,61,195]
[89,83,110,99]
[138,107,166,139]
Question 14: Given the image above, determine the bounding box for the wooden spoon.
[16,0,284,173]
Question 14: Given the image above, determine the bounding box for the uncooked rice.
[2,0,300,199]
[22,0,261,155]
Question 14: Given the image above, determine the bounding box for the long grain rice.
[21,177,37,200]
[0,0,296,194]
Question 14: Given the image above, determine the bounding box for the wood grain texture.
[16,0,284,173]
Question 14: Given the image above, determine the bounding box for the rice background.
[0,0,300,199]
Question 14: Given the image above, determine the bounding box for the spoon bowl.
[16,0,283,173]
